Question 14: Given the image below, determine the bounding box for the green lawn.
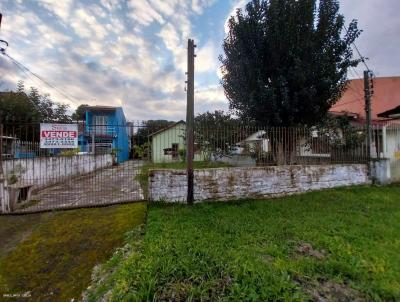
[0,202,147,302]
[137,161,232,199]
[86,186,400,301]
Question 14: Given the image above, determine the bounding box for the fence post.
[382,125,387,158]
[186,39,195,205]
[0,124,9,213]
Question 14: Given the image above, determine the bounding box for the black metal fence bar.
[0,121,389,214]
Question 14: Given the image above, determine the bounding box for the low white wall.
[149,164,370,203]
[3,154,113,189]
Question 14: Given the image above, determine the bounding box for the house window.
[163,143,179,159]
[93,115,107,134]
[164,148,172,155]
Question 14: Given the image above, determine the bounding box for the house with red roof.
[330,76,400,123]
[331,76,400,181]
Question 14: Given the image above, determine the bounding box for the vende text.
[41,131,77,138]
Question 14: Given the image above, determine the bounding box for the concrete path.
[27,160,144,211]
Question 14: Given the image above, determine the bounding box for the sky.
[0,0,399,121]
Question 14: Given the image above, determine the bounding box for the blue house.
[79,106,130,163]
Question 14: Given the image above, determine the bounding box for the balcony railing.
[85,126,117,137]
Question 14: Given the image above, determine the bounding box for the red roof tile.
[330,76,400,120]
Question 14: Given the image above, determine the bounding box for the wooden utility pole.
[0,14,7,212]
[364,70,372,173]
[186,39,195,205]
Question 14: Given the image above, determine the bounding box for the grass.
[0,202,147,302]
[86,185,400,301]
[136,161,232,199]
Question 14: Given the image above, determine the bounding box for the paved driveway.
[27,160,144,211]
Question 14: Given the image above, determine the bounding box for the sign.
[395,151,400,160]
[40,123,78,149]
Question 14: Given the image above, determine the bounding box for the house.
[330,76,400,181]
[79,106,129,163]
[149,121,204,163]
[232,130,270,154]
[330,76,400,121]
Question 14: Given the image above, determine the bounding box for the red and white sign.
[40,123,78,149]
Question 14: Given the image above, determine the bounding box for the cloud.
[196,40,219,73]
[339,0,400,78]
[127,0,165,26]
[1,0,397,122]
[37,0,74,23]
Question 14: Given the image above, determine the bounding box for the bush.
[59,148,79,157]
[178,148,186,162]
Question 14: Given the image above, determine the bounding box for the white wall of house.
[385,126,400,181]
[151,123,204,163]
[2,154,113,189]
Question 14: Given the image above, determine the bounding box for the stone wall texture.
[148,164,370,203]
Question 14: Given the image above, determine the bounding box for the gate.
[384,123,400,182]
[0,122,150,213]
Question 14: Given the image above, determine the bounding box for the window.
[93,115,107,134]
[164,148,172,155]
[163,143,179,159]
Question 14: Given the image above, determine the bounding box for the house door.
[172,143,179,159]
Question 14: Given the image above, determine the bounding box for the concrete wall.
[3,154,113,189]
[149,164,370,203]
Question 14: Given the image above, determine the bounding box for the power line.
[1,51,80,104]
[343,24,371,72]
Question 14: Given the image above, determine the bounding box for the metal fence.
[193,123,382,166]
[0,120,394,214]
[0,122,151,214]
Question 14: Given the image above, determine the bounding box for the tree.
[194,110,246,158]
[135,120,176,146]
[72,104,89,121]
[221,0,362,127]
[0,91,39,123]
[28,87,71,123]
[0,82,72,124]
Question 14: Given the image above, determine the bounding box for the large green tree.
[135,120,175,146]
[0,82,71,124]
[194,110,250,157]
[72,104,89,121]
[221,0,362,126]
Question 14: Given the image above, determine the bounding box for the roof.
[148,120,185,137]
[377,105,400,119]
[86,106,119,111]
[330,76,400,120]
